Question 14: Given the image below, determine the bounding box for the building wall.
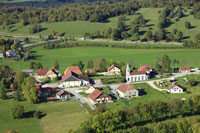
[85,86,95,94]
[47,74,57,80]
[59,80,89,88]
[126,74,148,82]
[117,89,139,98]
[108,67,121,75]
[168,86,183,93]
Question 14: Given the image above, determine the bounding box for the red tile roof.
[47,67,59,75]
[179,67,191,72]
[117,83,135,93]
[85,69,94,73]
[36,68,48,76]
[138,65,152,72]
[107,64,116,71]
[88,89,103,101]
[86,84,92,89]
[64,66,82,75]
[130,71,146,75]
[168,83,184,89]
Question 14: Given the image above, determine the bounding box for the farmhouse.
[88,89,112,104]
[46,67,60,80]
[167,83,184,93]
[116,83,139,99]
[58,71,89,88]
[38,87,57,97]
[85,84,96,93]
[56,90,72,101]
[35,68,49,79]
[126,64,149,82]
[138,65,152,73]
[107,64,121,75]
[64,66,83,75]
[22,69,33,76]
[6,50,16,57]
[179,67,191,73]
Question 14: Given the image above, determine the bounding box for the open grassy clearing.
[1,46,200,73]
[0,99,42,133]
[38,100,88,133]
[0,99,88,133]
[1,8,200,41]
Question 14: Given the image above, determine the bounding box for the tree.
[155,55,171,74]
[34,111,42,119]
[24,37,30,44]
[14,72,29,90]
[144,29,153,41]
[52,60,59,69]
[117,16,126,32]
[185,21,191,29]
[0,85,7,100]
[12,105,24,119]
[194,33,200,43]
[76,60,84,70]
[22,77,39,103]
[111,28,121,40]
[129,33,140,41]
[175,31,183,42]
[87,60,94,69]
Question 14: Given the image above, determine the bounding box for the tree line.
[74,95,200,132]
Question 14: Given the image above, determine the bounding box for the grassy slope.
[2,8,200,41]
[38,100,88,133]
[1,46,200,73]
[0,99,88,133]
[0,99,42,133]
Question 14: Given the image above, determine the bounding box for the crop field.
[1,46,200,73]
[1,8,200,41]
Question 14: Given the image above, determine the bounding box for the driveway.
[63,87,96,110]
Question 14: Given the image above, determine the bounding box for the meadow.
[0,99,88,133]
[1,46,200,73]
[1,8,200,41]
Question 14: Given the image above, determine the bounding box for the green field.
[0,99,88,133]
[1,8,200,41]
[1,46,200,73]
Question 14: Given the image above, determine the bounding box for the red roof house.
[138,65,152,73]
[88,89,112,104]
[179,67,191,73]
[64,66,83,75]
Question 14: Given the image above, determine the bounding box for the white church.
[126,64,149,82]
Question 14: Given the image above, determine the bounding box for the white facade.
[108,67,121,75]
[59,80,89,88]
[126,64,149,82]
[117,89,138,99]
[168,86,184,93]
[85,86,96,94]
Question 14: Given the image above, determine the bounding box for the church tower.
[126,64,130,82]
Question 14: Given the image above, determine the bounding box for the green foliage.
[34,111,42,119]
[12,105,24,119]
[51,60,59,69]
[155,55,171,74]
[0,85,7,100]
[29,62,43,70]
[29,24,41,34]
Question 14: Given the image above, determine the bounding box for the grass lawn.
[0,99,88,133]
[106,82,200,110]
[1,46,200,73]
[38,100,88,133]
[0,99,42,133]
[98,87,112,95]
[79,91,89,97]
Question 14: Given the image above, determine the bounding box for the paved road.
[23,39,60,48]
[63,87,96,110]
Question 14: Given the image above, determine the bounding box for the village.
[9,60,200,110]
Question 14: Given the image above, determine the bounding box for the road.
[23,38,60,48]
[63,87,96,110]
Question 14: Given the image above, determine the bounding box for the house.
[56,90,72,101]
[38,87,57,97]
[0,53,3,58]
[179,67,191,73]
[46,67,60,80]
[88,89,112,104]
[138,65,152,73]
[116,83,139,99]
[85,84,96,94]
[64,66,83,75]
[58,71,89,88]
[85,69,94,74]
[22,69,33,76]
[107,64,121,75]
[126,64,149,82]
[35,68,49,79]
[6,50,16,57]
[167,83,185,93]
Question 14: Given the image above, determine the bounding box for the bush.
[34,111,42,119]
[12,105,24,119]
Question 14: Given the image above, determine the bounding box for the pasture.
[0,99,88,133]
[1,46,200,73]
[1,8,200,41]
